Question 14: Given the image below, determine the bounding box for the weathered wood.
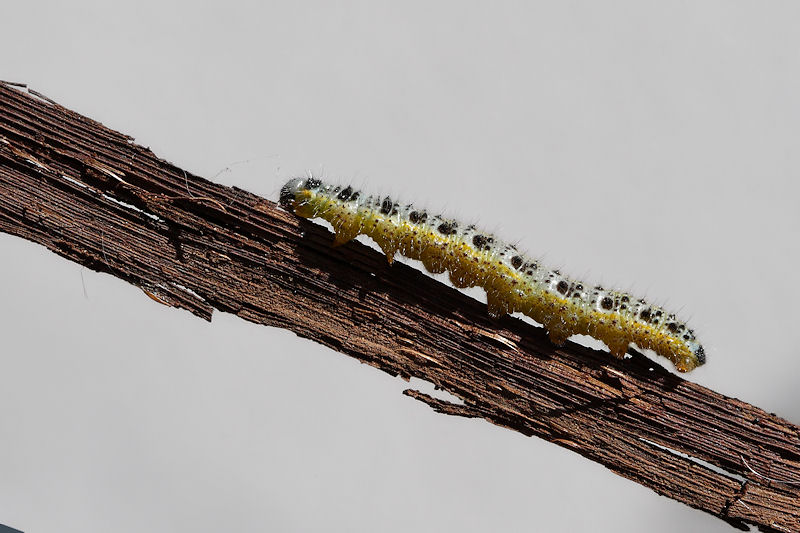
[1,81,798,532]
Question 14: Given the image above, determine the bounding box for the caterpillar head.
[280,177,325,218]
[279,177,308,209]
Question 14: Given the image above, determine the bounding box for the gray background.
[1,2,798,532]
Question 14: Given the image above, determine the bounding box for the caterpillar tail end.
[671,344,707,373]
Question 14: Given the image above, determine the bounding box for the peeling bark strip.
[0,82,798,532]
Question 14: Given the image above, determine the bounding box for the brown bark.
[1,81,798,532]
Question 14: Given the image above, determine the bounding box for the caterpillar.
[280,177,706,373]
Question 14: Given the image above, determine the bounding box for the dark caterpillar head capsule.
[280,177,308,208]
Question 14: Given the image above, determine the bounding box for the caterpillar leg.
[420,248,446,274]
[381,244,399,264]
[332,227,358,247]
[449,269,474,289]
[547,328,570,347]
[486,293,510,318]
[293,202,316,219]
[330,212,361,247]
[607,341,630,359]
[371,234,399,264]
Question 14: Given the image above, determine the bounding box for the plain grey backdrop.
[2,2,799,532]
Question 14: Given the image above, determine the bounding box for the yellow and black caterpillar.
[280,177,706,372]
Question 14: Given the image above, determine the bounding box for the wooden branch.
[1,81,798,532]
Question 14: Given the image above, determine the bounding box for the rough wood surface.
[1,81,799,532]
